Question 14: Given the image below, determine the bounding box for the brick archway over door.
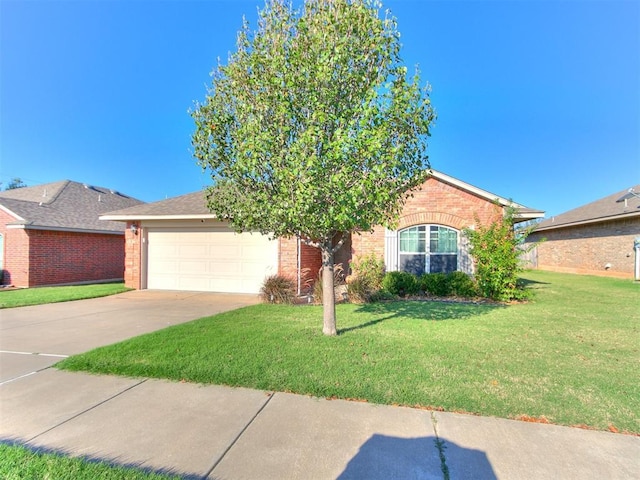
[397,211,469,231]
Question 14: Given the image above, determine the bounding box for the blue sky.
[1,0,638,217]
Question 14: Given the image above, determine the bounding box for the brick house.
[525,185,640,279]
[102,171,543,294]
[0,180,143,287]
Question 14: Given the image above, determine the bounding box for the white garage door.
[146,227,278,294]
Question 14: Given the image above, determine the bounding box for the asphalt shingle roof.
[0,180,144,233]
[534,184,640,232]
[103,171,547,222]
[101,191,210,217]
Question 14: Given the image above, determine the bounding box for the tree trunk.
[321,244,337,336]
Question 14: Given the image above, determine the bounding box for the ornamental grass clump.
[260,275,296,304]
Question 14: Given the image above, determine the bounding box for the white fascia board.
[429,170,525,208]
[513,211,546,223]
[533,210,640,232]
[5,224,124,235]
[99,214,218,222]
[0,204,25,222]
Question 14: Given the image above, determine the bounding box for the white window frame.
[385,225,472,275]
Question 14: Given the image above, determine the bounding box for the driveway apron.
[0,291,259,384]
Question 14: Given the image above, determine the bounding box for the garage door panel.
[151,260,179,272]
[177,277,212,292]
[180,260,208,274]
[178,245,210,258]
[147,228,278,294]
[241,261,276,276]
[212,244,242,257]
[239,246,272,260]
[149,274,178,290]
[151,245,180,257]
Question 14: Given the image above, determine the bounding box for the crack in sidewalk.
[202,391,275,479]
[27,378,148,443]
[431,411,450,480]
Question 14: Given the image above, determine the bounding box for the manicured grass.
[0,283,130,308]
[0,443,182,480]
[58,271,640,434]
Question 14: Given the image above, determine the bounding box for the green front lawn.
[0,283,130,308]
[58,271,640,434]
[0,443,182,480]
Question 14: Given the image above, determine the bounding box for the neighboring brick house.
[102,171,543,294]
[0,180,143,287]
[525,185,640,279]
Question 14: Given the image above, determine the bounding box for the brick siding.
[278,236,323,294]
[124,222,142,289]
[0,208,29,286]
[352,177,502,261]
[1,207,126,287]
[119,176,511,291]
[527,217,640,278]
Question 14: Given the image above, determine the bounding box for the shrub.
[382,271,419,297]
[368,289,398,302]
[464,206,536,301]
[345,254,385,303]
[420,272,450,296]
[260,275,296,304]
[447,271,478,297]
[349,254,385,291]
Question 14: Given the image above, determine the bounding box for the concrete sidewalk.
[1,368,638,480]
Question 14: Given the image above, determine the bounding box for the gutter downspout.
[634,237,640,281]
[297,237,301,295]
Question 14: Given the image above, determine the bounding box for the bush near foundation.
[346,254,386,303]
[382,271,419,297]
[260,275,296,304]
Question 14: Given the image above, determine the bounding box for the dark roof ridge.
[42,179,70,205]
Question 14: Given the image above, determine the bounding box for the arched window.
[398,225,458,275]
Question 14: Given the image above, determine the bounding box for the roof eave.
[100,214,218,222]
[533,210,640,232]
[513,210,546,223]
[5,224,124,235]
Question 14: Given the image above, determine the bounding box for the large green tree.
[192,0,435,335]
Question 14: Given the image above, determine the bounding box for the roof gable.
[0,180,144,233]
[533,184,640,232]
[428,170,544,221]
[101,170,544,223]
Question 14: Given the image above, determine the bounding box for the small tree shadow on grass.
[339,300,505,334]
[517,277,551,288]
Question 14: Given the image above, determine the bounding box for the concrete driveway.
[0,290,260,384]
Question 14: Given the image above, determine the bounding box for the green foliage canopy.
[191,0,435,245]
